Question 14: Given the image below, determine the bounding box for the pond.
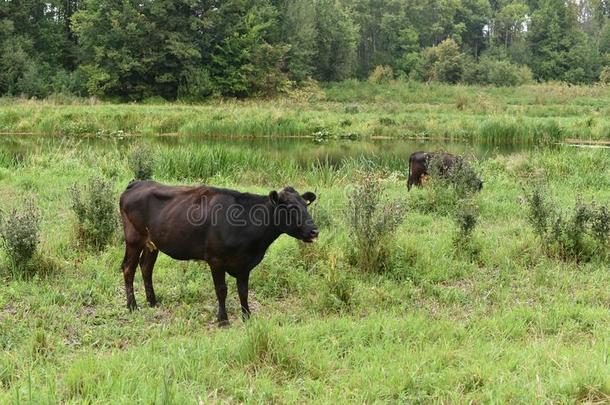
[0,134,533,173]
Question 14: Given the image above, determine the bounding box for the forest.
[2,0,610,100]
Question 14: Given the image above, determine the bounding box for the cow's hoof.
[218,319,230,327]
[127,302,139,311]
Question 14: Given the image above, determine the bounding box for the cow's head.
[269,187,318,242]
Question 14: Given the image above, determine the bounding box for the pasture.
[1,84,610,403]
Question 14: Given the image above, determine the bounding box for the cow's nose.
[310,229,319,238]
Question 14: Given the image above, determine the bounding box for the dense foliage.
[2,0,610,99]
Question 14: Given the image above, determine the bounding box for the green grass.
[0,137,609,402]
[2,82,610,143]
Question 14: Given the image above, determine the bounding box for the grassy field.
[0,133,609,403]
[2,82,610,143]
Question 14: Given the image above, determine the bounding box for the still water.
[0,134,532,171]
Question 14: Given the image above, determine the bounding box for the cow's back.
[120,181,202,233]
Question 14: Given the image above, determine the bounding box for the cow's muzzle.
[303,229,319,243]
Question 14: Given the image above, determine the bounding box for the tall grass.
[1,82,609,143]
[1,138,610,402]
[477,118,563,144]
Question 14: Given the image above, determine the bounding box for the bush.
[476,58,533,87]
[368,65,394,84]
[345,171,405,273]
[452,199,481,259]
[417,39,463,83]
[600,66,610,85]
[0,199,40,271]
[524,187,610,261]
[70,176,117,250]
[128,143,156,180]
[410,155,482,215]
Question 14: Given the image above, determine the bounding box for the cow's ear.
[302,192,316,205]
[269,190,279,206]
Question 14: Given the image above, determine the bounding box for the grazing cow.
[119,181,318,324]
[407,151,482,191]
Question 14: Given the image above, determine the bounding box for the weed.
[318,253,354,313]
[410,154,482,215]
[378,117,397,126]
[128,142,156,180]
[69,175,117,250]
[237,320,305,377]
[0,199,40,274]
[312,129,332,143]
[344,105,359,114]
[345,170,405,273]
[455,95,469,110]
[524,187,610,261]
[452,199,481,259]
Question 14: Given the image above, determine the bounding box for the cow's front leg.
[211,267,229,326]
[237,273,251,321]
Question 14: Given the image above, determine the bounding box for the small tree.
[418,39,464,83]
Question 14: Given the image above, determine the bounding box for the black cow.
[119,181,318,325]
[407,151,482,191]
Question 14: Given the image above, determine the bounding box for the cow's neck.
[249,202,283,252]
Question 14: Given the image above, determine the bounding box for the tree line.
[2,0,610,100]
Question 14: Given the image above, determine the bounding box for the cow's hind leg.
[121,214,144,311]
[237,273,251,321]
[122,243,143,311]
[140,248,159,307]
[211,267,229,326]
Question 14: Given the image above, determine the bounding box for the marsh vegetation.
[0,119,608,402]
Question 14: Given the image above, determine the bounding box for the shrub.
[418,39,464,83]
[600,66,610,85]
[525,187,550,238]
[70,176,117,250]
[452,199,481,259]
[524,187,610,261]
[454,201,478,242]
[475,58,533,87]
[345,171,405,273]
[128,143,156,180]
[368,65,394,84]
[410,154,482,215]
[0,199,40,271]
